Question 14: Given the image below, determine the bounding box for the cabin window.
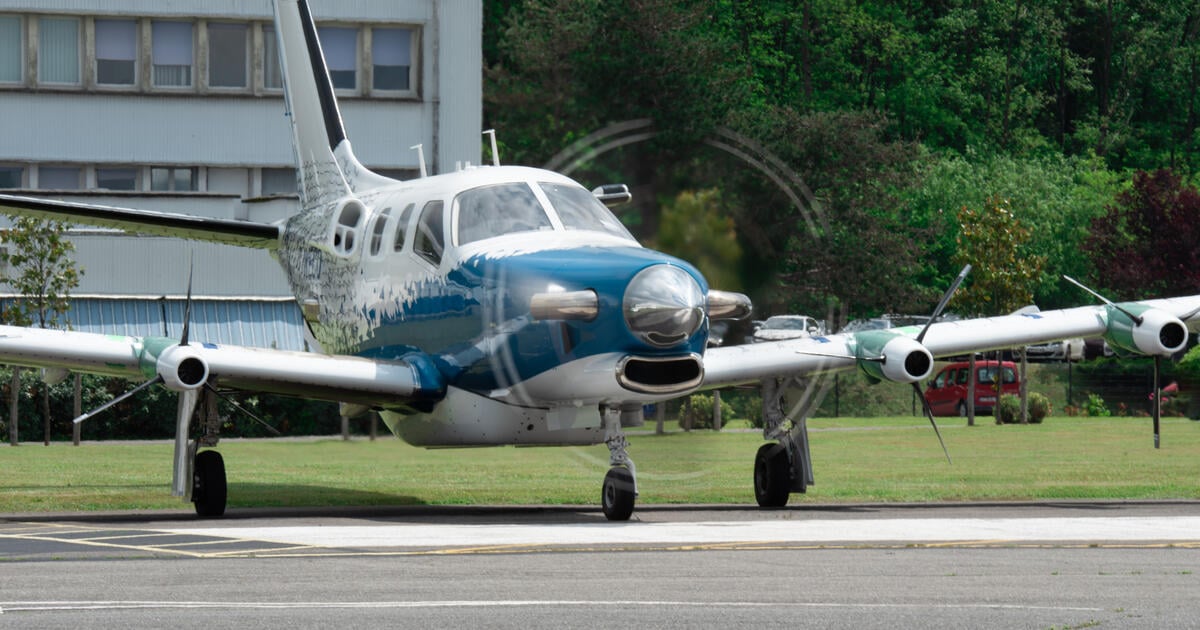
[414,200,444,265]
[540,182,634,240]
[455,183,552,246]
[332,199,365,256]
[393,203,414,251]
[368,207,392,257]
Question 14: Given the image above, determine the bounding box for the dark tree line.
[484,0,1200,319]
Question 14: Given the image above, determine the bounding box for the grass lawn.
[2,415,1199,513]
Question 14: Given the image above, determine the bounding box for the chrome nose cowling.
[623,264,706,347]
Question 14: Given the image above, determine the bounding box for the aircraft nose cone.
[623,264,705,347]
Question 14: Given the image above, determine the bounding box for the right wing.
[702,296,1200,389]
[0,193,281,249]
[0,325,444,409]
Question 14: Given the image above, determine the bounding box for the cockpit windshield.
[454,180,637,246]
[456,182,554,245]
[539,182,634,240]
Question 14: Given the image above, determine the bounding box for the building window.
[262,25,282,90]
[38,17,80,85]
[151,167,196,192]
[39,166,81,189]
[95,19,137,86]
[96,167,138,191]
[208,23,248,88]
[0,16,22,84]
[0,165,24,188]
[152,21,193,87]
[372,27,411,92]
[261,167,295,194]
[318,26,357,91]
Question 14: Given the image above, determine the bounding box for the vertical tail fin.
[272,0,394,209]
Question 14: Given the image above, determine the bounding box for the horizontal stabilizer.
[0,193,281,249]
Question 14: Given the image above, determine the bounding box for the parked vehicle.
[1024,338,1084,362]
[752,315,825,342]
[925,360,1020,417]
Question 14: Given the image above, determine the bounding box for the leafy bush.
[996,392,1052,424]
[1027,392,1051,423]
[1084,393,1111,417]
[680,392,735,430]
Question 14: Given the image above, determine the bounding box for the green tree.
[954,196,1046,423]
[653,189,743,291]
[0,216,83,445]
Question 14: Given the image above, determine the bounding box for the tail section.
[272,0,394,209]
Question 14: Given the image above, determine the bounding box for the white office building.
[0,0,482,347]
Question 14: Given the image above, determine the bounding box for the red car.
[925,360,1020,416]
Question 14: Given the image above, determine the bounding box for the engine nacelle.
[156,345,210,391]
[854,332,934,384]
[1105,305,1189,357]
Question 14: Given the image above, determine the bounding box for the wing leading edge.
[0,325,441,409]
[0,193,281,249]
[701,296,1200,389]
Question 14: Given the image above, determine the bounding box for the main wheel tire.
[957,401,968,417]
[193,450,227,518]
[754,443,790,508]
[602,467,636,521]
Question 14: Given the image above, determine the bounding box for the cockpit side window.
[455,182,553,246]
[393,203,415,252]
[414,200,445,266]
[540,182,634,240]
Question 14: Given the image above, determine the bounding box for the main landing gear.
[754,376,817,508]
[601,405,637,520]
[173,387,228,518]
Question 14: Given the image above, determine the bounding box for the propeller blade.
[181,254,195,346]
[917,264,971,343]
[1062,275,1144,325]
[73,376,164,424]
[203,383,282,437]
[1153,355,1161,449]
[912,382,952,464]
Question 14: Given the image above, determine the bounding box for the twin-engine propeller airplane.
[1,0,1199,520]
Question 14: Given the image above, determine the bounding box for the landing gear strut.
[172,386,228,518]
[601,405,637,521]
[754,376,820,508]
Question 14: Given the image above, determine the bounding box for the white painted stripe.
[0,600,1104,613]
[160,516,1200,549]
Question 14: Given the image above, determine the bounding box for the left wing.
[702,296,1200,389]
[0,325,444,408]
[0,193,281,249]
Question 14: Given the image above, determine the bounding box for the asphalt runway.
[4,501,1200,628]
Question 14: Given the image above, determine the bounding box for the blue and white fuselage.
[275,165,712,446]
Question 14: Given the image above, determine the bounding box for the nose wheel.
[601,405,638,521]
[602,466,636,520]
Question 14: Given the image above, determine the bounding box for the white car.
[752,315,825,342]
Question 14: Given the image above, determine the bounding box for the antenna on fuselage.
[410,144,427,178]
[483,129,500,166]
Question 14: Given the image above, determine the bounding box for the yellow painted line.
[1,533,210,558]
[79,532,185,542]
